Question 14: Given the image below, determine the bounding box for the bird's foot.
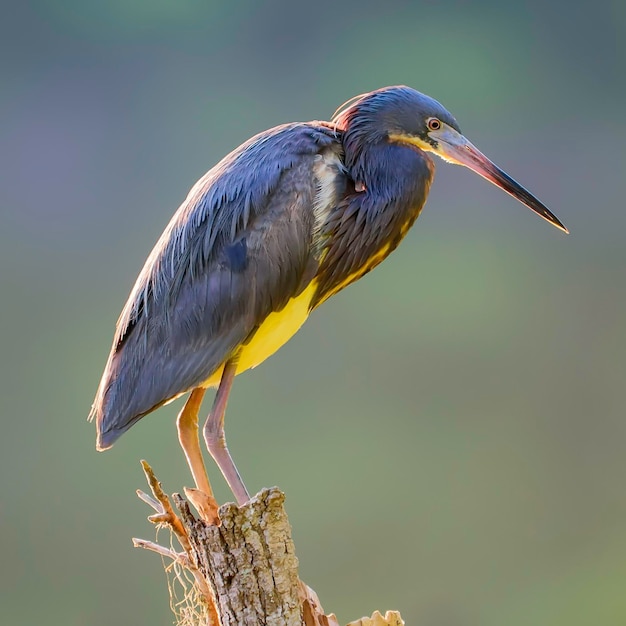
[138,460,220,533]
[184,487,220,525]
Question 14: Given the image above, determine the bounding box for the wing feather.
[92,122,342,448]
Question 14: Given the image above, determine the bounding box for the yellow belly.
[202,281,317,387]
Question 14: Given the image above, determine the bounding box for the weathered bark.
[134,461,404,626]
[175,488,302,625]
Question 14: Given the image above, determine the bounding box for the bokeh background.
[1,1,625,624]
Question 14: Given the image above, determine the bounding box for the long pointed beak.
[432,126,568,233]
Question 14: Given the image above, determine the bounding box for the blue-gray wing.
[91,122,345,448]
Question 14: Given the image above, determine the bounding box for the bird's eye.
[427,118,441,131]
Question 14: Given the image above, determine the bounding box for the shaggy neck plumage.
[337,100,435,207]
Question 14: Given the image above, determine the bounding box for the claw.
[184,487,221,525]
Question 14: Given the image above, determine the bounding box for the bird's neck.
[310,140,435,309]
[345,139,435,207]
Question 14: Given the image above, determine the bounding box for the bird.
[90,85,567,520]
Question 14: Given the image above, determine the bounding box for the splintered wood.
[346,611,405,626]
[134,461,405,626]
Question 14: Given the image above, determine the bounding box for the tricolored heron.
[90,86,567,519]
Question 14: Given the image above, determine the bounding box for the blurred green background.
[1,1,625,624]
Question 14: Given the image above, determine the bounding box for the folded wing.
[91,122,343,448]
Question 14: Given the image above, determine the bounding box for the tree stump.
[134,461,404,626]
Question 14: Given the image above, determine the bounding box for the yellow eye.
[427,118,441,131]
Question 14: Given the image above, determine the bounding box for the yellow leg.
[177,388,219,523]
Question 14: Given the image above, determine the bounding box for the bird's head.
[334,86,567,233]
